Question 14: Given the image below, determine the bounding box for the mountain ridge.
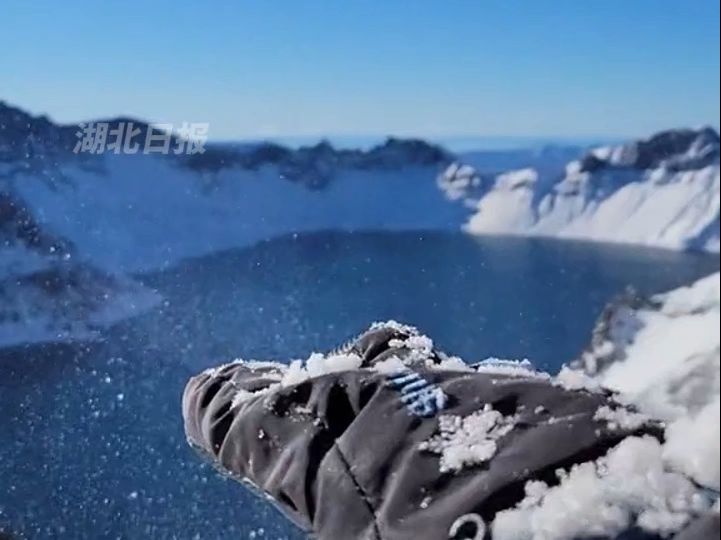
[1,100,719,346]
[0,101,451,190]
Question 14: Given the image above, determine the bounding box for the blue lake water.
[0,231,718,539]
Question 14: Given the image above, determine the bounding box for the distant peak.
[580,127,720,173]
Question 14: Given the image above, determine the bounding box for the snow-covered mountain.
[1,101,462,273]
[0,100,463,346]
[2,100,720,347]
[5,100,718,276]
[573,272,720,489]
[441,128,720,252]
[0,190,158,347]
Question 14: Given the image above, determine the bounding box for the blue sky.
[1,0,719,141]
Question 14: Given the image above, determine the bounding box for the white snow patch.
[554,366,603,393]
[433,355,473,372]
[387,333,437,367]
[492,436,712,540]
[419,404,517,473]
[280,352,363,387]
[372,355,409,374]
[225,351,362,407]
[658,272,720,316]
[231,387,275,409]
[389,334,434,353]
[12,157,463,274]
[475,358,549,380]
[593,405,652,431]
[370,319,420,335]
[663,396,720,490]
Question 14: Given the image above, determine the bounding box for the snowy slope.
[0,101,458,344]
[1,102,461,273]
[11,154,464,273]
[573,272,720,490]
[575,272,720,422]
[0,190,159,348]
[442,128,721,252]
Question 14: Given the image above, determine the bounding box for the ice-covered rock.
[582,127,719,172]
[437,162,488,201]
[439,144,584,202]
[184,137,450,189]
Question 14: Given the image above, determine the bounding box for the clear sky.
[1,0,719,141]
